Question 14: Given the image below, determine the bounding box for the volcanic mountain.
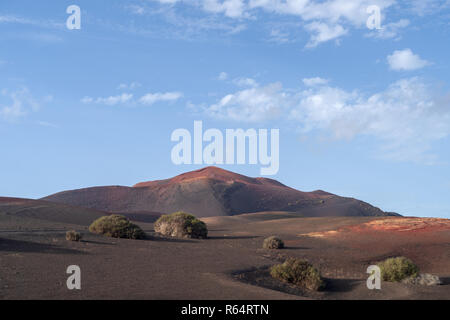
[42,166,396,218]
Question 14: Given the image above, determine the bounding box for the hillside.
[0,197,106,228]
[42,166,395,218]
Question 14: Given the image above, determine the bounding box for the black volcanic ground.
[0,197,449,299]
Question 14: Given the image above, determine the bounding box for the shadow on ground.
[323,278,361,293]
[0,238,86,255]
[232,266,324,299]
[439,277,450,285]
[146,235,197,243]
[284,246,310,250]
[208,235,259,240]
[80,239,116,246]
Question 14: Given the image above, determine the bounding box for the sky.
[1,0,450,218]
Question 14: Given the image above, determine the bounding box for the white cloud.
[0,87,41,121]
[152,0,246,17]
[366,19,410,40]
[250,0,395,47]
[387,49,430,71]
[117,82,142,90]
[233,77,258,87]
[303,77,329,87]
[126,4,248,40]
[217,73,258,87]
[37,120,58,128]
[304,22,348,47]
[144,0,398,46]
[82,90,183,106]
[152,0,180,4]
[268,28,291,43]
[126,4,146,15]
[94,93,134,106]
[206,82,289,122]
[139,92,183,105]
[81,96,94,104]
[202,0,247,18]
[293,78,450,163]
[409,0,450,16]
[218,72,228,80]
[204,77,450,164]
[0,14,63,29]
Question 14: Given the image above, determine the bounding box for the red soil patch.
[302,217,450,238]
[134,166,270,187]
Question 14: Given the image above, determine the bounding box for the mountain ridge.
[41,166,397,218]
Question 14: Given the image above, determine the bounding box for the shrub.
[89,214,146,239]
[402,273,441,286]
[270,258,324,291]
[378,257,419,282]
[263,236,284,249]
[66,230,82,241]
[154,211,208,239]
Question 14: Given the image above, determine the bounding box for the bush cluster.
[378,256,419,282]
[270,258,324,291]
[89,214,146,239]
[263,236,284,249]
[66,230,82,241]
[154,212,208,239]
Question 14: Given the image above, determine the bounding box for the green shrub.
[154,211,208,239]
[66,230,82,241]
[270,258,324,291]
[89,214,146,239]
[263,236,284,249]
[378,256,419,282]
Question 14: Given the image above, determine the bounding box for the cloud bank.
[202,76,450,164]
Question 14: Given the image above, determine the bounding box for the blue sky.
[1,0,450,218]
